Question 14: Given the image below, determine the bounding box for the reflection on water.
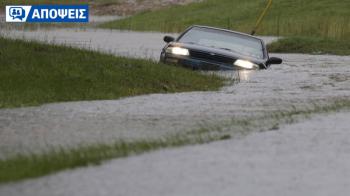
[209,70,255,82]
[237,70,254,81]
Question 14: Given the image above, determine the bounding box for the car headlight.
[166,47,189,56]
[234,59,259,70]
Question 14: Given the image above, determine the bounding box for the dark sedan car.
[160,25,282,70]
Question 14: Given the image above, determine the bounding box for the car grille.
[189,50,235,64]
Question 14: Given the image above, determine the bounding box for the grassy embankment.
[267,36,350,55]
[0,37,223,182]
[0,37,224,108]
[100,0,350,55]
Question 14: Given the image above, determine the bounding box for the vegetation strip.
[100,0,349,39]
[1,98,349,184]
[0,37,224,108]
[267,36,350,56]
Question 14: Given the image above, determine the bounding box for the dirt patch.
[90,0,202,15]
[0,0,201,16]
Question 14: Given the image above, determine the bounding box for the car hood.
[169,42,266,64]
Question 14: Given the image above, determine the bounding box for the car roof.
[188,25,264,42]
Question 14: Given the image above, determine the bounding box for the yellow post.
[251,0,273,35]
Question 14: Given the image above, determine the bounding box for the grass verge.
[100,0,350,39]
[268,36,350,56]
[0,37,225,108]
[1,98,349,184]
[100,0,350,55]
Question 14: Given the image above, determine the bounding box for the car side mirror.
[267,57,282,65]
[163,36,175,43]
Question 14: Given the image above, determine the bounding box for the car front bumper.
[162,54,236,71]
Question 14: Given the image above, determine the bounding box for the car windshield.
[178,27,264,59]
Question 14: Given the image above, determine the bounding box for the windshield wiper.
[183,42,196,44]
[219,47,234,51]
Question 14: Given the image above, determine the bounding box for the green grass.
[100,0,350,40]
[1,98,349,184]
[0,37,225,108]
[0,133,224,184]
[268,36,350,56]
[100,0,350,55]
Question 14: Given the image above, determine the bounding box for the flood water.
[0,28,349,159]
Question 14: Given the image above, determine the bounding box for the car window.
[179,27,264,59]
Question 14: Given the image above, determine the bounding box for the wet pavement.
[0,28,349,159]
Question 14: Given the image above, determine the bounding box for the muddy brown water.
[0,28,349,159]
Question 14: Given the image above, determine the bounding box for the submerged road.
[0,28,175,60]
[0,28,278,61]
[0,28,350,195]
[2,111,350,196]
[0,29,286,158]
